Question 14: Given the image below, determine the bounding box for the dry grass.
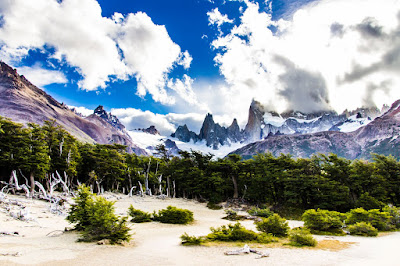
[194,238,355,251]
[316,240,355,251]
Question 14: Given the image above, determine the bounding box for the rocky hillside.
[231,100,400,160]
[0,62,146,155]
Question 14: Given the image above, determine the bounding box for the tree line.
[1,116,399,212]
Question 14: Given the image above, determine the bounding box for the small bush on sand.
[153,206,194,224]
[346,208,369,225]
[248,207,273,218]
[255,214,289,237]
[383,205,400,229]
[348,222,378,237]
[67,185,131,244]
[366,209,393,231]
[302,209,345,235]
[288,228,317,247]
[256,233,279,244]
[206,202,223,210]
[346,208,393,231]
[180,233,205,245]
[128,205,152,223]
[207,223,258,242]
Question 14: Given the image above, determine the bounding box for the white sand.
[1,194,399,266]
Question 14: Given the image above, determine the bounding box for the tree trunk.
[29,172,35,197]
[232,176,239,199]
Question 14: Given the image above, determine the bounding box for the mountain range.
[0,61,399,160]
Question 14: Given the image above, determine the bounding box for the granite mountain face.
[171,98,384,152]
[0,62,147,155]
[231,100,400,160]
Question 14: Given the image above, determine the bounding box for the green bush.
[248,207,273,218]
[67,185,131,244]
[222,209,246,221]
[128,205,152,223]
[66,185,93,230]
[207,223,258,242]
[346,208,393,231]
[302,209,345,234]
[348,222,378,237]
[367,209,393,231]
[153,206,194,224]
[255,213,289,237]
[383,205,400,229]
[289,228,317,247]
[256,233,279,244]
[356,192,384,210]
[206,202,223,210]
[346,208,369,225]
[180,233,204,245]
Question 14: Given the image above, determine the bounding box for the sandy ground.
[1,193,399,266]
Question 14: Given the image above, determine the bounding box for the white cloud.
[0,0,194,106]
[208,8,234,27]
[18,64,67,87]
[178,51,193,70]
[68,106,93,117]
[111,107,206,136]
[207,0,400,116]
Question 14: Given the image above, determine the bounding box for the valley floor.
[0,194,399,266]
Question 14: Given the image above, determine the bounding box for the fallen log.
[0,252,20,257]
[224,244,270,259]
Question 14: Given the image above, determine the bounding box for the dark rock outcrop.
[171,124,198,143]
[141,125,160,135]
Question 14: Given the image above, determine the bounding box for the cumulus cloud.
[18,64,67,87]
[0,0,193,105]
[208,8,234,28]
[111,107,205,135]
[208,0,400,116]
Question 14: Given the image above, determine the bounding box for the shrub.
[346,208,394,231]
[206,202,223,210]
[367,209,393,231]
[302,209,345,234]
[207,223,258,242]
[153,206,194,224]
[383,205,400,229]
[128,205,152,223]
[81,197,131,244]
[180,233,204,245]
[347,222,378,237]
[66,184,93,230]
[67,185,131,244]
[248,207,273,218]
[256,233,279,244]
[346,208,369,225]
[255,213,289,237]
[222,209,246,221]
[356,192,384,210]
[289,228,317,247]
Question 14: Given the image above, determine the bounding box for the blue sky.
[1,0,400,134]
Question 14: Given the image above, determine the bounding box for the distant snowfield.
[128,130,245,158]
[338,115,372,133]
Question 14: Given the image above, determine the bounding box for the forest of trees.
[1,116,400,213]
